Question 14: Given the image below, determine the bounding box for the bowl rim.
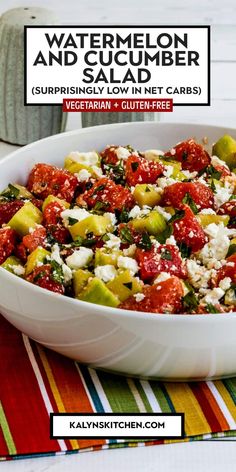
[1,120,236,322]
[1,266,235,322]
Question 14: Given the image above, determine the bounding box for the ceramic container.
[0,122,235,381]
[0,7,67,145]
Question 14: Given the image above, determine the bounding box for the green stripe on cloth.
[149,382,174,412]
[223,378,236,404]
[0,402,17,455]
[133,380,153,412]
[96,371,142,412]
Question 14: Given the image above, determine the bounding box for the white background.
[52,414,182,437]
[1,0,236,470]
[26,26,209,104]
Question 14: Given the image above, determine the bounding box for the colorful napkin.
[0,314,235,461]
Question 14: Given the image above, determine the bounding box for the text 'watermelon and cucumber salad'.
[1,134,236,314]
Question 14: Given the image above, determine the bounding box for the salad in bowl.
[1,133,236,315]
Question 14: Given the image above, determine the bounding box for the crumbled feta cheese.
[115,146,131,160]
[211,155,229,169]
[214,181,234,208]
[123,244,137,257]
[76,169,91,182]
[199,208,216,215]
[117,256,139,275]
[170,148,176,156]
[205,222,236,239]
[154,272,171,284]
[66,247,93,269]
[128,205,151,219]
[165,235,177,245]
[199,223,236,267]
[105,234,121,250]
[182,170,198,179]
[91,165,104,178]
[187,259,213,289]
[202,287,225,305]
[219,277,232,291]
[163,166,173,178]
[133,293,145,302]
[189,231,194,238]
[67,151,99,166]
[51,244,64,265]
[104,212,117,227]
[154,206,171,221]
[152,238,161,248]
[12,265,25,276]
[227,261,235,267]
[94,265,117,282]
[144,149,164,160]
[157,177,176,189]
[61,208,90,226]
[197,176,208,186]
[62,264,73,283]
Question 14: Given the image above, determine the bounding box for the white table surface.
[1,0,236,469]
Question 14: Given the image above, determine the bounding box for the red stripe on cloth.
[190,382,227,432]
[36,345,106,450]
[0,316,60,455]
[29,341,73,452]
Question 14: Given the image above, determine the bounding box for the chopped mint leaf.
[182,192,198,214]
[227,244,236,258]
[51,260,64,284]
[155,225,173,244]
[123,282,133,290]
[205,303,220,314]
[131,162,139,172]
[120,226,134,244]
[168,209,185,224]
[160,248,172,260]
[68,217,78,226]
[178,242,191,258]
[137,232,152,250]
[1,184,20,200]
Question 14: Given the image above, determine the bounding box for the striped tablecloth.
[0,314,235,461]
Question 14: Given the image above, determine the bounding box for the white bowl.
[0,122,236,381]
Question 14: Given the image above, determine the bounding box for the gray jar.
[0,7,67,145]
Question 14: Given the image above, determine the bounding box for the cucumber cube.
[69,215,110,240]
[42,195,70,212]
[197,214,230,228]
[133,184,161,207]
[73,269,93,297]
[8,202,42,236]
[131,210,166,235]
[107,269,143,302]
[1,256,24,275]
[25,247,50,275]
[212,135,236,169]
[79,277,120,307]
[95,249,121,267]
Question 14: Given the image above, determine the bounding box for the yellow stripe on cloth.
[0,401,17,455]
[36,345,79,450]
[164,382,211,436]
[214,381,236,423]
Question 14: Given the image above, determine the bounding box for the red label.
[63,98,173,112]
